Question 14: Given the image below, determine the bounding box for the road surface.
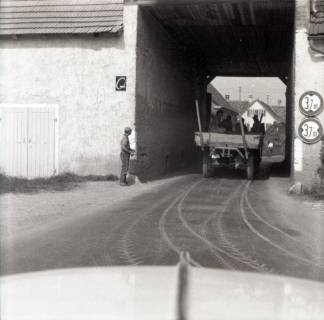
[1,172,324,282]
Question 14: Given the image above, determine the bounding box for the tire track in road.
[84,210,138,267]
[207,205,273,272]
[108,177,203,267]
[118,202,177,266]
[198,180,235,269]
[241,182,324,270]
[246,187,320,246]
[118,218,146,265]
[158,179,203,267]
[245,187,323,263]
[177,180,271,272]
[115,202,177,266]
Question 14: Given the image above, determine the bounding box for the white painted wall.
[293,0,324,189]
[242,101,277,130]
[0,6,138,177]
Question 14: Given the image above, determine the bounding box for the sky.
[211,77,286,106]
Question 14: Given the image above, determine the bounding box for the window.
[247,109,266,117]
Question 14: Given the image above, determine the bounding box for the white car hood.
[1,266,324,320]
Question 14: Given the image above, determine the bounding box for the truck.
[194,101,264,180]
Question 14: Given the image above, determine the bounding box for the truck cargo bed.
[195,132,263,149]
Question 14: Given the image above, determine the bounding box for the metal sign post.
[239,117,248,159]
[195,99,204,151]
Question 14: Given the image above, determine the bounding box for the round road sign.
[299,91,324,116]
[298,118,323,144]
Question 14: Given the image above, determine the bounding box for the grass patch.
[309,187,324,200]
[303,183,324,200]
[0,173,118,194]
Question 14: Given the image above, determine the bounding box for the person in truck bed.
[221,115,233,132]
[251,115,265,134]
[209,109,226,133]
[235,117,248,134]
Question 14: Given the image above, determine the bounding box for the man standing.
[209,109,226,133]
[120,127,135,186]
[251,115,265,134]
[267,141,274,156]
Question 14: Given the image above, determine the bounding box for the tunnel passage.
[131,0,295,181]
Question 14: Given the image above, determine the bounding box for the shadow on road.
[135,155,290,183]
[258,160,291,180]
[202,159,290,181]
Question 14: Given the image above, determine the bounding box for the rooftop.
[228,100,250,114]
[207,85,238,114]
[309,0,324,35]
[270,106,286,122]
[0,0,124,35]
[229,99,286,123]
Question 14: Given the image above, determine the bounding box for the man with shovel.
[120,127,135,186]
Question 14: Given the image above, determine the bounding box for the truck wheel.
[202,149,212,178]
[246,153,256,180]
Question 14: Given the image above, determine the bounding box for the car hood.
[1,266,324,320]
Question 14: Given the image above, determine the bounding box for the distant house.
[229,99,285,131]
[270,105,286,122]
[207,85,238,129]
[207,85,238,117]
[228,100,250,115]
[207,84,238,128]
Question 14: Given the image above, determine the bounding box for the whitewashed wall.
[242,101,277,129]
[293,0,324,190]
[0,6,138,177]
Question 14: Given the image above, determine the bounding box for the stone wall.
[134,8,198,180]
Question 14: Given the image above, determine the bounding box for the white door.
[27,107,57,178]
[0,107,28,177]
[0,105,57,178]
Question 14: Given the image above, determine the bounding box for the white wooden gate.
[0,105,57,178]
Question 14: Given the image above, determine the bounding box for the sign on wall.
[298,118,323,144]
[299,91,323,116]
[115,76,127,91]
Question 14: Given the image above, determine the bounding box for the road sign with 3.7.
[299,91,323,117]
[298,118,323,144]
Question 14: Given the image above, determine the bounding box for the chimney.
[225,94,230,101]
[248,94,253,103]
[278,99,282,106]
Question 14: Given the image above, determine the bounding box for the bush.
[0,173,118,194]
[313,139,324,199]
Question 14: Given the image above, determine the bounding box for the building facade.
[0,0,323,191]
[292,0,324,190]
[0,1,138,178]
[241,99,285,131]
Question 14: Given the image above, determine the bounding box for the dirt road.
[1,173,324,282]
